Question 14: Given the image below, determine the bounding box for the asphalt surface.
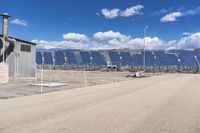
[0,74,200,133]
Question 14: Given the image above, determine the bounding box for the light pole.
[154,55,157,71]
[177,58,181,72]
[143,26,148,71]
[194,56,200,72]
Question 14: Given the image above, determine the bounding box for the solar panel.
[155,51,171,66]
[90,52,106,65]
[167,53,178,66]
[178,50,195,66]
[65,52,77,64]
[194,51,200,64]
[145,51,155,66]
[120,52,133,65]
[80,51,91,65]
[36,52,43,65]
[34,49,198,67]
[132,54,143,66]
[55,51,65,65]
[43,52,53,65]
[108,51,121,65]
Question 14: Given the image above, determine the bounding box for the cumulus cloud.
[10,19,28,26]
[178,32,200,49]
[101,8,120,19]
[93,31,130,41]
[32,39,90,49]
[33,31,163,50]
[120,5,144,17]
[101,5,144,19]
[93,31,160,49]
[33,31,200,50]
[94,35,163,50]
[63,33,89,41]
[127,37,163,50]
[160,6,200,23]
[160,12,183,22]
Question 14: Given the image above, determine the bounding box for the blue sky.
[1,0,200,49]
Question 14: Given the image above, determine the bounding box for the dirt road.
[0,74,200,133]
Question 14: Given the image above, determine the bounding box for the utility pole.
[143,26,148,71]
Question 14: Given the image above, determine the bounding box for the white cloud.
[120,5,144,17]
[153,7,177,16]
[63,33,89,41]
[10,19,28,26]
[93,31,130,41]
[32,39,90,49]
[178,32,200,49]
[160,12,183,22]
[101,5,144,19]
[127,37,163,50]
[101,8,120,19]
[93,31,163,50]
[167,40,177,45]
[33,31,200,50]
[161,40,178,50]
[161,32,200,49]
[183,6,200,16]
[182,32,193,36]
[160,6,200,23]
[33,31,162,50]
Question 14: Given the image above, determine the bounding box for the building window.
[21,44,31,52]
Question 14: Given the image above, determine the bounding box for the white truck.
[107,61,118,69]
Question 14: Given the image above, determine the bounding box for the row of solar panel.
[100,51,199,67]
[36,51,106,65]
[36,50,200,67]
[36,51,77,65]
[108,51,179,66]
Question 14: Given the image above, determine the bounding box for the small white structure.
[107,61,117,69]
[0,13,36,83]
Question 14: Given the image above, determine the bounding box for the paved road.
[0,74,200,133]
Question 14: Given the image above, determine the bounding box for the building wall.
[0,37,36,79]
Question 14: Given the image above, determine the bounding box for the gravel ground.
[0,70,132,99]
[0,74,200,133]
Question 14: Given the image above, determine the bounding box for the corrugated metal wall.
[0,37,36,79]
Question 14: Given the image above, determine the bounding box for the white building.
[0,13,36,83]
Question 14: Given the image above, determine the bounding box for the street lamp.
[194,56,200,71]
[143,26,148,71]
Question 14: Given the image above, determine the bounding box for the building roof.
[0,34,36,46]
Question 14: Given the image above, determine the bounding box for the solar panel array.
[36,50,200,67]
[167,54,178,66]
[90,52,106,65]
[36,52,43,65]
[55,51,65,65]
[120,52,133,65]
[155,51,171,66]
[80,51,92,65]
[145,51,155,66]
[108,51,121,65]
[65,52,77,64]
[132,54,143,66]
[194,51,200,63]
[43,52,53,65]
[178,50,195,66]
